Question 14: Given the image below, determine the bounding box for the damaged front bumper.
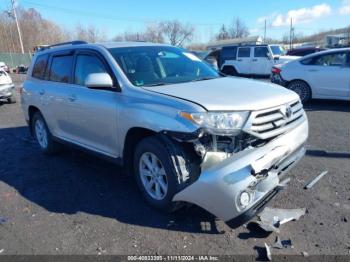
[0,83,15,99]
[173,119,308,222]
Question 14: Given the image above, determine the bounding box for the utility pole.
[11,0,24,54]
[264,19,267,43]
[289,18,293,50]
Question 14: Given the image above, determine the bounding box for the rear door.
[45,51,75,138]
[305,51,350,98]
[253,46,271,75]
[236,47,251,74]
[66,50,120,157]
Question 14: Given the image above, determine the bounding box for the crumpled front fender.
[173,119,308,221]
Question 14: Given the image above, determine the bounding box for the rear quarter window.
[221,47,237,60]
[32,54,49,79]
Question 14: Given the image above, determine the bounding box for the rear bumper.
[0,83,15,99]
[173,118,308,222]
[271,73,288,87]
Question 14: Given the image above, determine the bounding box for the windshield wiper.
[143,82,167,87]
[191,77,218,82]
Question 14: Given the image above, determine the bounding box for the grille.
[244,100,305,139]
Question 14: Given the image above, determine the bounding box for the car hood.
[142,77,299,111]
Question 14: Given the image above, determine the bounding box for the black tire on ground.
[133,135,200,212]
[222,66,238,76]
[287,80,312,103]
[31,112,60,155]
[7,95,16,104]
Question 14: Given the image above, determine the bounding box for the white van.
[206,44,299,76]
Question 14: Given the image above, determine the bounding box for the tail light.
[272,67,282,74]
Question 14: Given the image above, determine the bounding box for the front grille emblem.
[281,105,292,119]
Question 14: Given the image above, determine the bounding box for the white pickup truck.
[206,44,299,76]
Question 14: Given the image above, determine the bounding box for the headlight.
[180,111,249,135]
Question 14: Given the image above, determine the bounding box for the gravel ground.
[0,74,349,257]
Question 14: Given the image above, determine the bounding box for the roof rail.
[38,40,88,51]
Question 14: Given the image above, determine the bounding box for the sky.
[1,0,350,42]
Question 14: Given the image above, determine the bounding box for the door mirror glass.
[85,73,113,89]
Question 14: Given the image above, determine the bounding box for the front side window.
[32,54,49,79]
[108,46,220,87]
[313,52,347,67]
[74,55,109,85]
[49,55,73,83]
[254,47,269,58]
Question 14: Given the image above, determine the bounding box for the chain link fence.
[0,53,32,68]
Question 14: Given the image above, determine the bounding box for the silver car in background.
[21,41,308,225]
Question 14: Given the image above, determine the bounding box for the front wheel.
[133,136,199,212]
[287,80,311,103]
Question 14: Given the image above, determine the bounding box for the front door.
[236,47,251,74]
[66,51,120,157]
[253,46,271,75]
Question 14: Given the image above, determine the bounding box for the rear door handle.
[39,89,45,95]
[68,94,77,102]
[252,59,258,62]
[237,59,242,62]
[308,69,318,72]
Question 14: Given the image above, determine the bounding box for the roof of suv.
[35,41,173,55]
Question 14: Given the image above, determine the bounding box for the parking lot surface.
[0,75,349,256]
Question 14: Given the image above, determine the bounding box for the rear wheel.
[133,136,199,212]
[32,112,60,154]
[222,66,238,76]
[287,80,311,103]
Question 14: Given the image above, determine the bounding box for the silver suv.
[21,41,308,225]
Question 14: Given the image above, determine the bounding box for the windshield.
[108,46,220,87]
[270,45,286,56]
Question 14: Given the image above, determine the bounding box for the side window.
[74,55,109,86]
[32,54,49,79]
[254,47,269,58]
[238,47,251,58]
[49,55,73,83]
[221,47,237,60]
[313,52,347,67]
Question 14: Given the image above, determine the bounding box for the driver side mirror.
[85,73,113,90]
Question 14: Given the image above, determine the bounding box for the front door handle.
[39,89,45,95]
[308,69,319,72]
[68,94,77,102]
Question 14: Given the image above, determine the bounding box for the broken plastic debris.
[0,217,7,224]
[264,243,272,261]
[301,251,309,257]
[272,236,283,249]
[256,207,306,232]
[304,170,328,189]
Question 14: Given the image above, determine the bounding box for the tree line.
[0,6,254,53]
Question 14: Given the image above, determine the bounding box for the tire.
[222,66,238,76]
[287,80,311,103]
[7,95,16,104]
[32,112,60,155]
[133,135,200,212]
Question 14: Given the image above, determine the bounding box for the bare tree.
[74,24,106,43]
[216,24,230,40]
[228,17,249,39]
[160,20,194,46]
